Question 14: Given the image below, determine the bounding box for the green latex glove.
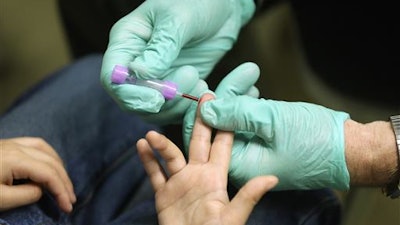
[184,63,351,190]
[200,81,351,190]
[201,97,351,190]
[101,0,255,124]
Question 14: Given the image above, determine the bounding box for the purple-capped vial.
[111,65,131,84]
[111,65,177,100]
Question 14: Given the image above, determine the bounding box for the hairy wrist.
[344,119,399,186]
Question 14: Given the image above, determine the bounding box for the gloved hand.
[200,97,351,190]
[183,61,260,158]
[184,63,351,191]
[101,0,256,124]
[103,64,208,124]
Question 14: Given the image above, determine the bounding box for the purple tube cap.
[111,65,129,84]
[162,81,178,100]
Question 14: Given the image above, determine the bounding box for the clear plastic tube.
[111,65,199,101]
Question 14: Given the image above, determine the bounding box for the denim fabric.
[0,54,342,225]
[246,188,342,225]
[0,54,159,225]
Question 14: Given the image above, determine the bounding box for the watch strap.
[385,115,400,199]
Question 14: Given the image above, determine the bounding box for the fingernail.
[65,203,73,213]
[71,193,77,203]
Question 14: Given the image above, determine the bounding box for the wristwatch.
[384,115,400,199]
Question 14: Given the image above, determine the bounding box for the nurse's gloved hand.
[183,62,261,162]
[101,0,256,119]
[200,95,351,191]
[104,65,208,125]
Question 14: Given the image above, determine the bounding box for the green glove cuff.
[326,110,351,190]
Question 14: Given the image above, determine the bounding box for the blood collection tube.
[111,65,199,101]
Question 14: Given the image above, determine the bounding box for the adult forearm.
[344,119,399,187]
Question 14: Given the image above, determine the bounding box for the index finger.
[188,93,215,164]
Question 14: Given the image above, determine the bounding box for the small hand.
[137,94,278,225]
[0,137,76,213]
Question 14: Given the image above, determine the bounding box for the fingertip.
[52,188,75,213]
[71,192,77,204]
[145,130,161,140]
[241,62,260,76]
[199,92,216,103]
[136,138,147,148]
[62,202,74,214]
[261,175,279,189]
[146,130,159,136]
[215,62,261,97]
[136,139,153,162]
[250,176,279,193]
[27,184,43,203]
[145,131,170,151]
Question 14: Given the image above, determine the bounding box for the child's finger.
[145,131,186,176]
[188,93,214,164]
[137,138,167,192]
